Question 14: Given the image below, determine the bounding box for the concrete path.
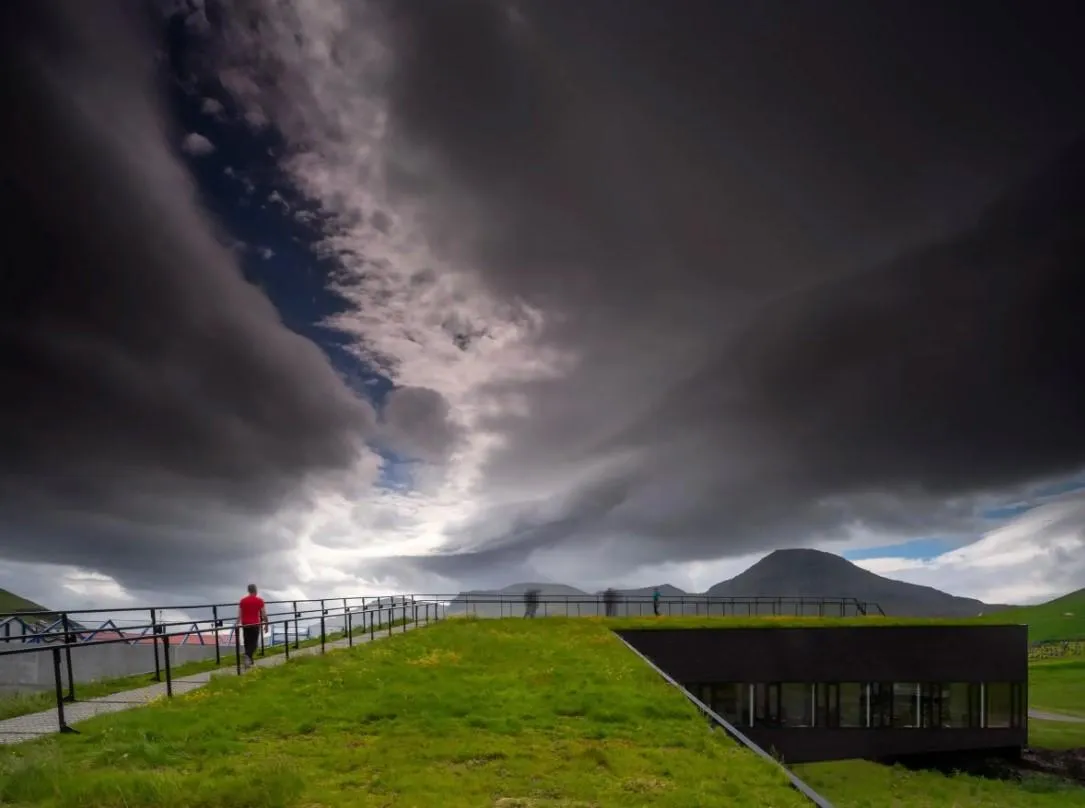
[1030,709,1085,723]
[0,623,420,745]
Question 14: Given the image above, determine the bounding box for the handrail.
[0,593,885,650]
[0,598,439,737]
[614,633,835,808]
[0,593,884,620]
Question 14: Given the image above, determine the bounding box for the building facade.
[618,624,1028,763]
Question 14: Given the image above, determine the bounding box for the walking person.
[652,586,661,617]
[238,583,268,670]
[603,588,617,618]
[523,588,540,618]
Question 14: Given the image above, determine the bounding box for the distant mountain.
[448,549,1016,619]
[452,583,590,600]
[448,583,592,618]
[612,584,688,598]
[706,549,1009,618]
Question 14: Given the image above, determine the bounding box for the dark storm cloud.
[367,0,1085,572]
[0,1,374,590]
[379,386,462,463]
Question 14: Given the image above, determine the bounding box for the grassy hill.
[0,588,48,615]
[977,588,1085,643]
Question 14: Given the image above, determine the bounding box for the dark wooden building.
[617,624,1028,764]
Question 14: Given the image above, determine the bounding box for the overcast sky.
[2,0,1084,614]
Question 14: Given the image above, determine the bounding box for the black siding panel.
[616,626,1027,682]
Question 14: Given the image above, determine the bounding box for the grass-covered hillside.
[0,589,48,615]
[977,588,1085,643]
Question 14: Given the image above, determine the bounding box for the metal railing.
[0,592,884,740]
[0,596,441,735]
[616,634,835,808]
[0,593,885,650]
[444,593,884,618]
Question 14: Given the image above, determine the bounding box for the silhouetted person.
[652,586,661,616]
[238,583,268,669]
[603,588,618,618]
[523,588,540,618]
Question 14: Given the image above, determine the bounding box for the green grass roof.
[0,617,810,807]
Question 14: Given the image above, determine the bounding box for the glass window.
[711,683,750,727]
[1013,682,1026,729]
[839,683,865,727]
[920,683,940,728]
[867,682,893,728]
[780,683,813,727]
[892,682,919,728]
[938,682,979,728]
[755,683,781,727]
[817,683,840,728]
[986,682,1012,728]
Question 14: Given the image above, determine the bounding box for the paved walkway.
[0,623,419,745]
[1030,709,1085,723]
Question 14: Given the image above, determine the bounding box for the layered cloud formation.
[2,0,1084,607]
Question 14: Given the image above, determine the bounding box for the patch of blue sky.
[164,46,410,494]
[165,45,396,405]
[376,454,420,492]
[1030,476,1085,499]
[843,536,963,562]
[978,474,1085,521]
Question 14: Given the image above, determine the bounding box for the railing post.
[212,605,221,666]
[320,599,327,653]
[260,617,266,657]
[61,613,76,702]
[387,606,393,637]
[345,598,353,647]
[163,632,173,697]
[52,647,77,734]
[293,600,300,650]
[151,608,161,682]
[369,603,376,641]
[234,624,242,675]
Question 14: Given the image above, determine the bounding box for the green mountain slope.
[977,588,1085,643]
[0,588,48,614]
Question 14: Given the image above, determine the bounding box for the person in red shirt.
[238,584,268,669]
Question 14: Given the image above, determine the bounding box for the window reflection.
[986,682,1012,728]
[817,683,840,728]
[867,682,893,728]
[838,683,865,727]
[712,682,750,727]
[780,683,813,727]
[755,682,781,727]
[892,683,919,728]
[683,680,1024,731]
[937,682,981,728]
